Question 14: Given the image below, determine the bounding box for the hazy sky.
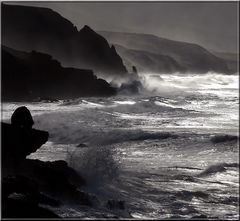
[9,1,239,53]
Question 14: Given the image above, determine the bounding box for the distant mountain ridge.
[210,51,238,73]
[2,4,127,76]
[98,31,231,74]
[2,46,116,101]
[114,44,186,73]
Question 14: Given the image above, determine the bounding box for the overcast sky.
[9,1,239,53]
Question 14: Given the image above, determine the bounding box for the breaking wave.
[67,145,120,186]
[198,162,239,177]
[210,135,239,143]
[118,72,239,98]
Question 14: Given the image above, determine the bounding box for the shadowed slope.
[99,31,230,74]
[2,4,127,76]
[2,46,116,101]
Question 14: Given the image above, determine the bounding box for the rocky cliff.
[99,31,230,74]
[2,46,116,101]
[2,4,127,76]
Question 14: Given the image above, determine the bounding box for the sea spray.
[66,145,120,185]
[65,144,127,212]
[138,72,238,97]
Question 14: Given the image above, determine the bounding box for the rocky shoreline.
[2,121,92,218]
[1,107,129,219]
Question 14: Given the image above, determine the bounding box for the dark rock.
[39,193,61,207]
[2,196,60,218]
[2,158,89,216]
[67,190,93,206]
[107,199,125,210]
[132,66,138,74]
[198,163,239,177]
[14,159,86,195]
[1,107,97,219]
[118,200,125,210]
[210,134,238,143]
[118,80,143,95]
[2,175,60,218]
[11,106,34,129]
[2,122,49,163]
[2,175,39,202]
[2,46,117,101]
[77,143,88,148]
[2,4,127,76]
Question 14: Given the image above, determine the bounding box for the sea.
[1,72,239,219]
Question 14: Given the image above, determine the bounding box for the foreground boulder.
[13,159,86,196]
[2,175,60,218]
[2,122,49,163]
[1,107,90,218]
[2,107,129,218]
[2,195,60,218]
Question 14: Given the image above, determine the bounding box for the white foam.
[114,101,136,105]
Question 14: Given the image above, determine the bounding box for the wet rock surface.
[2,107,131,218]
[1,118,90,218]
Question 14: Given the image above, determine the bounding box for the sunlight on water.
[114,101,136,105]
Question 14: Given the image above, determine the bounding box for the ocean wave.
[175,190,209,200]
[67,146,120,185]
[105,99,188,115]
[129,132,178,141]
[172,174,195,182]
[59,98,113,108]
[210,135,239,143]
[139,72,238,97]
[78,130,178,146]
[34,106,179,146]
[198,163,239,177]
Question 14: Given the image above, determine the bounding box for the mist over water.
[2,72,239,219]
[140,72,238,96]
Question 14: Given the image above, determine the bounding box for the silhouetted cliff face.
[115,44,186,73]
[99,31,230,74]
[2,4,127,76]
[211,51,238,74]
[2,46,116,101]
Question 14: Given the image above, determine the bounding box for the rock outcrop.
[1,108,89,218]
[2,122,49,163]
[2,46,117,101]
[2,4,127,76]
[2,175,60,218]
[2,106,132,218]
